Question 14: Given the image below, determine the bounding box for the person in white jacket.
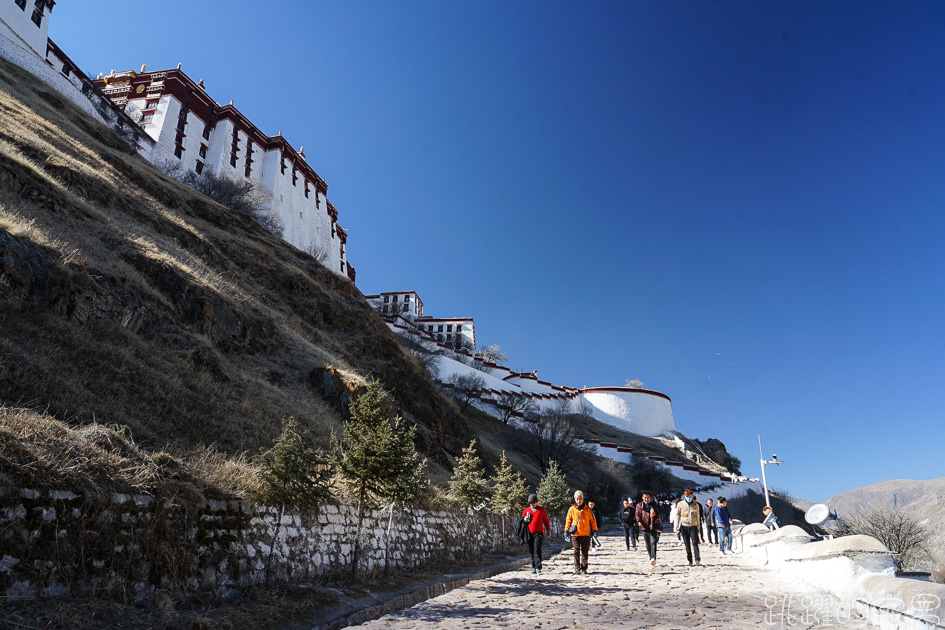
[669,494,683,540]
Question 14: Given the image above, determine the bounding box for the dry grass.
[0,52,473,488]
[0,405,253,501]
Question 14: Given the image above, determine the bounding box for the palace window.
[174,146,183,159]
[437,325,443,332]
[198,145,207,158]
[61,64,70,77]
[383,296,389,303]
[245,140,254,177]
[447,325,453,332]
[304,181,310,198]
[392,295,398,302]
[195,161,204,174]
[291,169,297,186]
[15,0,27,11]
[31,8,42,26]
[202,126,210,140]
[141,113,153,123]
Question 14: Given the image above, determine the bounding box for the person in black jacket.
[619,498,637,551]
[703,497,718,545]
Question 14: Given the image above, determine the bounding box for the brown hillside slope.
[827,477,945,531]
[0,55,470,479]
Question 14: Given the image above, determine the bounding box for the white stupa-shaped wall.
[578,387,675,437]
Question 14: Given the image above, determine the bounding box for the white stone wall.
[0,488,519,601]
[0,0,50,58]
[579,388,676,437]
[0,27,98,121]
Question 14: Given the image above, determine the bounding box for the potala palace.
[365,290,739,485]
[0,0,355,283]
[1,1,730,484]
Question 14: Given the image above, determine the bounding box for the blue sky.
[51,1,944,503]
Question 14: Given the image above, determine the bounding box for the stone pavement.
[347,530,874,629]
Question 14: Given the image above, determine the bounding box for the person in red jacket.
[522,493,552,573]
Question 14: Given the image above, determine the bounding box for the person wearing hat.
[762,505,779,531]
[521,493,551,574]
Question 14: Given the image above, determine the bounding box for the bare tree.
[494,392,535,425]
[842,506,933,571]
[478,344,509,364]
[521,401,592,475]
[159,161,283,237]
[305,243,330,264]
[446,372,486,412]
[624,379,644,389]
[448,334,473,354]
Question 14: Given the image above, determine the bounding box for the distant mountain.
[826,477,945,531]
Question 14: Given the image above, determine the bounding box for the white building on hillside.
[416,316,475,350]
[366,291,425,318]
[0,0,53,58]
[1,1,151,150]
[94,66,355,283]
[365,290,476,351]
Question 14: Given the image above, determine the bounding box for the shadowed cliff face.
[0,55,470,470]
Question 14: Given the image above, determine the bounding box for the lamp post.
[758,434,785,508]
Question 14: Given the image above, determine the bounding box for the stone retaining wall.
[0,487,520,602]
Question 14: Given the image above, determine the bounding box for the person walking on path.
[703,498,718,545]
[521,493,551,574]
[762,505,780,531]
[673,489,702,566]
[564,490,598,574]
[630,497,641,546]
[587,500,602,548]
[619,498,637,551]
[715,497,733,553]
[636,490,663,568]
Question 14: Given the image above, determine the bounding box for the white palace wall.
[580,387,676,437]
[0,0,51,60]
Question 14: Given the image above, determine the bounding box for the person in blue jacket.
[715,497,733,553]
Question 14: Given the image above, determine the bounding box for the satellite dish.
[805,503,836,525]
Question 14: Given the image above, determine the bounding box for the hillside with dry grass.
[0,55,473,496]
[0,51,731,509]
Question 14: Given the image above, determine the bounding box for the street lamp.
[758,434,785,508]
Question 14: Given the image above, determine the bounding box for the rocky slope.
[827,477,945,531]
[0,54,471,486]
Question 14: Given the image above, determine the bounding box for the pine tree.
[448,439,491,508]
[537,459,571,518]
[332,379,428,574]
[489,451,529,513]
[252,416,334,582]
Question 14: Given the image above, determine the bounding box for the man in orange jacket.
[564,490,598,574]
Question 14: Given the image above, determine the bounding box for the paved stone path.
[348,530,873,629]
